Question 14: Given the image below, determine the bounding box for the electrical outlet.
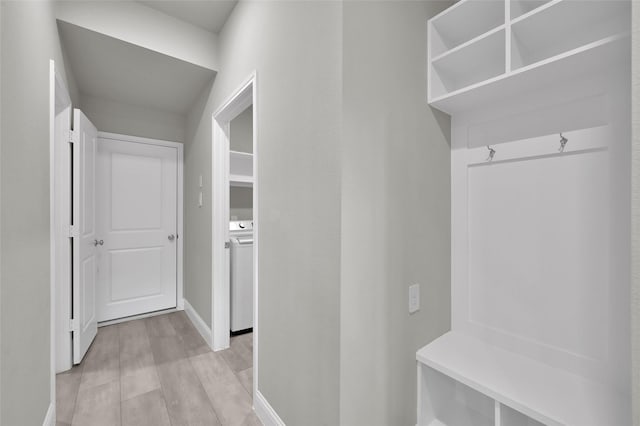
[409,284,420,314]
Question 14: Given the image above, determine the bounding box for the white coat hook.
[558,133,568,152]
[486,145,496,162]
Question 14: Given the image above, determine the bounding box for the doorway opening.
[211,73,257,399]
[51,73,186,372]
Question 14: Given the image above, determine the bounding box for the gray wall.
[230,186,252,220]
[80,94,187,143]
[230,106,253,153]
[632,3,640,425]
[340,2,452,425]
[185,1,341,423]
[0,1,79,424]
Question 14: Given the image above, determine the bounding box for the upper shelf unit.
[427,0,630,114]
[430,0,505,58]
[230,150,253,187]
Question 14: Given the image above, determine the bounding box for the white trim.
[49,60,56,422]
[98,131,183,149]
[184,299,213,349]
[97,308,180,327]
[42,403,55,426]
[96,131,185,313]
[212,72,257,352]
[52,67,73,374]
[250,73,259,404]
[50,59,73,421]
[212,118,230,351]
[254,391,285,426]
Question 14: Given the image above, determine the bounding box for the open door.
[72,109,98,364]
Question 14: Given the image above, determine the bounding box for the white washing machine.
[229,220,253,333]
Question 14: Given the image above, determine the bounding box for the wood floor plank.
[168,311,211,357]
[56,364,83,424]
[149,335,188,365]
[156,358,221,425]
[79,325,120,391]
[191,352,253,426]
[121,365,161,402]
[119,319,161,401]
[121,389,171,426]
[241,412,263,426]
[221,336,252,373]
[144,315,176,338]
[63,314,255,426]
[72,380,120,426]
[189,352,238,387]
[119,320,154,374]
[236,368,253,397]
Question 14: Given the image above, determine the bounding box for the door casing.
[97,131,185,320]
[211,72,258,405]
[96,135,181,322]
[52,127,184,373]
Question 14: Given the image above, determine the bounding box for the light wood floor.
[56,312,258,426]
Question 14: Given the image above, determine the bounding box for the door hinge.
[68,130,77,144]
[224,241,230,249]
[69,318,79,333]
[67,225,79,238]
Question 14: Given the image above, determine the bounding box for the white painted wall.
[0,2,79,424]
[340,2,452,424]
[230,105,252,153]
[185,1,341,423]
[230,186,252,220]
[55,1,220,71]
[80,94,187,143]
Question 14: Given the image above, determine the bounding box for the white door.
[72,109,98,364]
[96,138,178,322]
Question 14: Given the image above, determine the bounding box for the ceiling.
[58,21,216,115]
[138,0,238,34]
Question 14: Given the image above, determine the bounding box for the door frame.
[50,59,73,422]
[97,131,185,315]
[51,123,185,374]
[211,73,257,398]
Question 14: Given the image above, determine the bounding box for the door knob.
[168,234,175,241]
[93,239,104,246]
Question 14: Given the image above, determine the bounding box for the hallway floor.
[56,312,258,426]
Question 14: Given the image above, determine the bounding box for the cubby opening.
[509,0,551,20]
[430,29,505,99]
[499,405,546,426]
[430,0,504,58]
[420,366,495,426]
[510,0,629,69]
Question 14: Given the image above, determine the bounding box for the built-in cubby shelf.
[511,0,629,70]
[431,27,505,100]
[430,0,504,58]
[417,332,627,426]
[510,0,550,20]
[230,150,253,187]
[427,0,630,114]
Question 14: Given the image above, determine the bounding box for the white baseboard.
[183,299,213,349]
[42,402,55,426]
[254,390,285,426]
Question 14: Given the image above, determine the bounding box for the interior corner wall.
[631,2,640,425]
[340,2,452,425]
[0,1,79,424]
[184,1,341,423]
[80,94,187,143]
